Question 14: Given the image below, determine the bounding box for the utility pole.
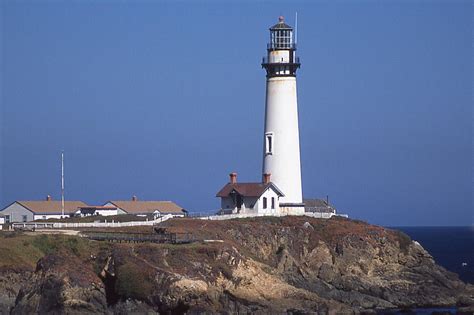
[61,151,65,218]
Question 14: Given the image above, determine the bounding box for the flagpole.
[61,151,65,218]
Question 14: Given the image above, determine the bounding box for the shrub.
[31,235,87,256]
[394,230,412,254]
[276,244,285,255]
[215,262,233,279]
[63,237,81,256]
[115,262,153,301]
[31,235,56,254]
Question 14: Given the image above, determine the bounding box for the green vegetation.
[115,262,153,301]
[0,233,100,271]
[0,233,45,270]
[30,235,89,256]
[393,230,412,254]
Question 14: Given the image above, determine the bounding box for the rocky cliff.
[0,216,472,314]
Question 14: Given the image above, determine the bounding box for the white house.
[216,173,284,215]
[0,196,88,222]
[104,196,187,218]
[75,205,122,217]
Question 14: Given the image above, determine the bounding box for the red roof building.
[216,173,283,215]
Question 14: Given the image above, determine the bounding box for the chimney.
[229,172,237,184]
[132,195,138,201]
[263,173,271,184]
[46,195,52,201]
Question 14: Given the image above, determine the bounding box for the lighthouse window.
[265,133,273,154]
[263,197,267,209]
[271,197,275,209]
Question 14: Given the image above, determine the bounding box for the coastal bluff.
[0,216,472,314]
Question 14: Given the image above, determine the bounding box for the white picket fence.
[11,214,173,230]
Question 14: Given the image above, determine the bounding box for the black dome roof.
[270,16,293,30]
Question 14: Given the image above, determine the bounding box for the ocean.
[375,227,473,314]
[393,226,474,285]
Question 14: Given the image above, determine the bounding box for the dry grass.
[0,232,106,272]
[0,233,45,271]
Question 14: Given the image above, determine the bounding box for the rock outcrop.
[0,269,32,314]
[0,216,472,314]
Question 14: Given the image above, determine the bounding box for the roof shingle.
[17,201,88,215]
[216,182,284,198]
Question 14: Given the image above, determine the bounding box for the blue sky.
[1,1,471,226]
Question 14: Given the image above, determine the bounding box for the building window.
[271,197,275,209]
[263,197,267,209]
[42,216,47,220]
[265,133,273,154]
[5,215,10,224]
[22,215,27,222]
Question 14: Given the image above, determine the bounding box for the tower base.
[279,203,305,216]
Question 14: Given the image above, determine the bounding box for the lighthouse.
[261,16,304,215]
[215,17,345,218]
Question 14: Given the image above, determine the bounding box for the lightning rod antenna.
[295,12,298,45]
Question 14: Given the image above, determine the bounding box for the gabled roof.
[13,201,88,215]
[216,182,284,198]
[106,201,185,214]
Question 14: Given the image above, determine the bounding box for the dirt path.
[24,229,81,236]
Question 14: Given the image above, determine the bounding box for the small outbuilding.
[103,196,187,218]
[0,196,88,222]
[304,198,337,215]
[216,173,284,215]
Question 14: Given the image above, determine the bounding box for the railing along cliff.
[11,214,173,230]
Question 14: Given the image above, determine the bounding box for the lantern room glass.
[270,29,293,49]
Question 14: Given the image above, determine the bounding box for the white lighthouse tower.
[262,16,304,215]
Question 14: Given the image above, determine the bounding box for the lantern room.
[262,16,300,78]
[268,16,295,50]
